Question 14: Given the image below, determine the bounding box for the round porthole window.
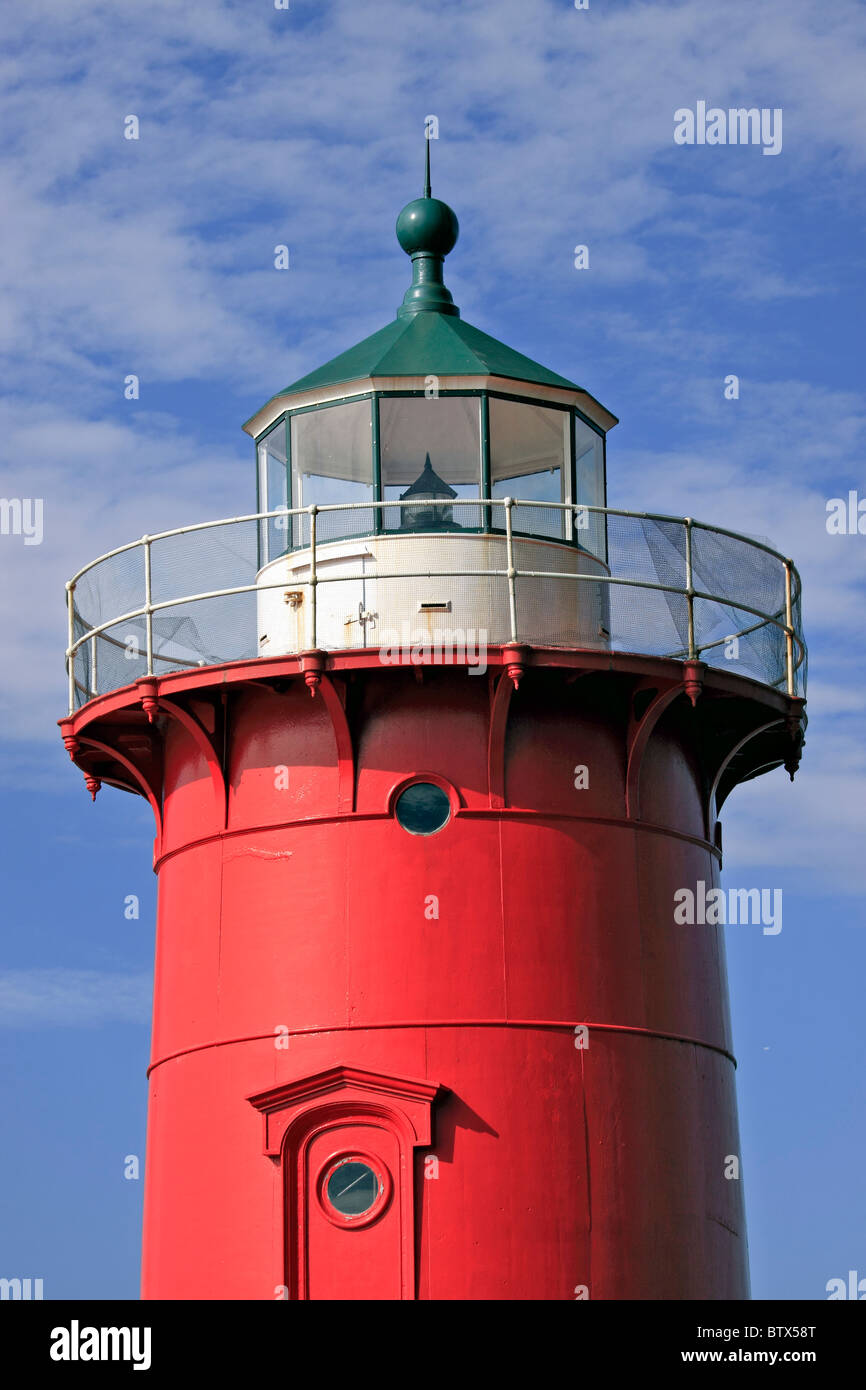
[319,1154,391,1227]
[395,781,452,835]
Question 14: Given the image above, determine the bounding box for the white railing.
[65,499,806,713]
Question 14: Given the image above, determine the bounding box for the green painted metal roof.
[244,157,599,432]
[278,309,581,397]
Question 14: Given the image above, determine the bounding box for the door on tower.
[247,1065,439,1302]
[303,1121,401,1300]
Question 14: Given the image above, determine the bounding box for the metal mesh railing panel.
[66,501,806,710]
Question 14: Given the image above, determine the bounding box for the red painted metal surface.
[61,648,805,1299]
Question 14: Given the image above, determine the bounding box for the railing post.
[90,634,98,697]
[784,559,795,696]
[66,580,76,714]
[504,496,518,643]
[684,517,696,659]
[143,536,154,676]
[308,505,318,649]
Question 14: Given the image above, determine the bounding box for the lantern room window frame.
[254,388,607,566]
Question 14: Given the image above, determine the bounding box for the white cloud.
[0,0,864,405]
[0,0,864,896]
[0,968,151,1027]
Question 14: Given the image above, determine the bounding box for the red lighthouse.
[61,165,806,1301]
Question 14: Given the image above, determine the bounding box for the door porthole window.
[318,1153,392,1228]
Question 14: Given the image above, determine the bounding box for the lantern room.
[245,161,617,655]
[252,387,609,556]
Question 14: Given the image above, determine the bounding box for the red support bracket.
[625,678,683,821]
[487,670,515,809]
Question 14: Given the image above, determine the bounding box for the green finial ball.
[396,197,459,257]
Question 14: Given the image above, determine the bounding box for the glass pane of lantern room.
[290,400,374,546]
[574,416,606,561]
[257,419,288,564]
[379,396,481,532]
[489,398,570,540]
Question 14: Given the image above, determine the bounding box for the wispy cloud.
[0,0,864,406]
[0,969,152,1027]
[1,0,865,897]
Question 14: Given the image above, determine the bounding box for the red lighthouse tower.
[61,165,806,1301]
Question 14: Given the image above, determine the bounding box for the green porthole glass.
[395,782,451,835]
[325,1160,379,1217]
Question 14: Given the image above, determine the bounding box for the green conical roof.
[279,310,581,397]
[244,148,614,434]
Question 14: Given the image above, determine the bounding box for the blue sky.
[1,0,864,1299]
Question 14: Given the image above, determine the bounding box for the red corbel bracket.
[317,674,355,815]
[625,678,683,821]
[487,670,515,809]
[76,735,162,843]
